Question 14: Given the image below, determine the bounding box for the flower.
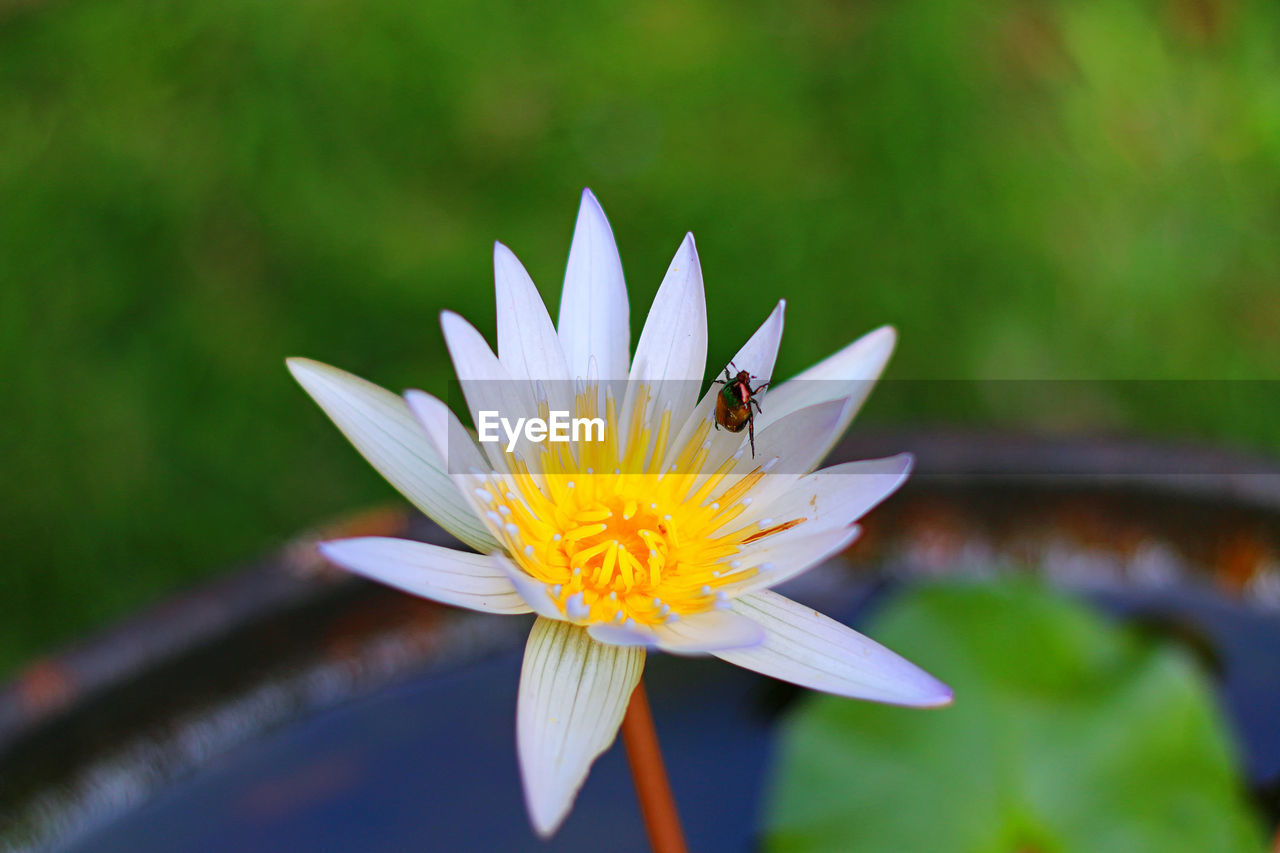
[287,189,952,837]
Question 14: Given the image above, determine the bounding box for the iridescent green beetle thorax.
[721,382,744,406]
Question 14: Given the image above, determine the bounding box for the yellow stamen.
[479,380,778,627]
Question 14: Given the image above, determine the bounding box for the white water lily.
[288,189,952,837]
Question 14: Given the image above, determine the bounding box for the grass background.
[2,0,1278,675]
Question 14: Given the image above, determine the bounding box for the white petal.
[738,453,913,532]
[714,590,953,707]
[663,300,785,473]
[317,537,530,614]
[404,389,491,479]
[652,608,765,654]
[722,525,862,596]
[518,618,645,837]
[587,622,660,648]
[723,298,786,389]
[440,311,537,468]
[494,242,572,394]
[286,358,498,553]
[754,326,896,463]
[732,398,847,478]
[558,189,630,382]
[493,554,565,620]
[626,233,707,429]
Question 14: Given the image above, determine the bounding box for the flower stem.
[621,678,688,853]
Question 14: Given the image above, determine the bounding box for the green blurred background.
[2,0,1278,675]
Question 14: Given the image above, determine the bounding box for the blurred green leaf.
[765,581,1266,853]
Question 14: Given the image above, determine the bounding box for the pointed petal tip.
[578,186,605,216]
[313,536,374,567]
[573,188,614,236]
[530,812,563,839]
[285,356,323,378]
[401,388,437,427]
[889,665,954,708]
[314,538,341,559]
[906,677,955,709]
[868,324,898,351]
[493,240,521,265]
[525,786,570,838]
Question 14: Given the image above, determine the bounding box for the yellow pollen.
[476,382,806,626]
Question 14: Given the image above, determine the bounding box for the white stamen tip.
[586,468,594,475]
[761,562,775,571]
[759,518,774,527]
[505,523,519,536]
[566,592,589,620]
[649,503,657,509]
[742,497,753,506]
[709,502,720,511]
[660,603,671,615]
[567,481,575,489]
[572,567,582,576]
[552,533,562,542]
[764,457,780,472]
[652,597,662,607]
[649,549,658,558]
[701,585,712,595]
[712,570,721,578]
[665,613,679,623]
[486,511,502,524]
[609,591,618,601]
[474,489,494,502]
[498,505,512,516]
[613,467,621,474]
[550,584,562,597]
[524,544,535,556]
[731,560,743,569]
[663,514,672,521]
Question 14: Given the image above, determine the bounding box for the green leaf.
[765,580,1267,853]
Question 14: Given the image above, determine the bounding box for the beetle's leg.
[749,397,763,414]
[747,414,756,458]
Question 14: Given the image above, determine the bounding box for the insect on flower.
[287,189,952,838]
[713,362,768,457]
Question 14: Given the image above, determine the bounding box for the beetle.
[713,362,768,457]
